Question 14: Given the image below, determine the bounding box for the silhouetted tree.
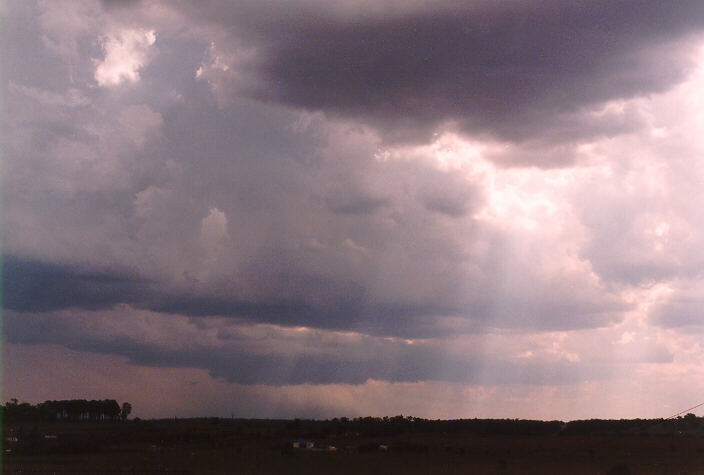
[121,402,132,421]
[103,399,121,421]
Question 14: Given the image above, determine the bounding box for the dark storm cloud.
[148,294,446,335]
[3,254,624,337]
[153,295,622,335]
[242,1,704,144]
[204,348,594,386]
[0,255,457,336]
[2,255,150,313]
[3,310,596,386]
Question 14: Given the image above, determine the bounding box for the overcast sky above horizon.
[5,0,704,420]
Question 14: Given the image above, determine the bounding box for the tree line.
[286,414,703,438]
[2,399,131,423]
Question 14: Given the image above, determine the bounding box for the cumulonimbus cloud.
[196,1,704,145]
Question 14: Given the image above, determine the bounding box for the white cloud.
[200,207,229,245]
[94,29,156,86]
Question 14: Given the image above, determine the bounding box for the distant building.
[292,439,315,449]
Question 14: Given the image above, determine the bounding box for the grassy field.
[5,419,704,474]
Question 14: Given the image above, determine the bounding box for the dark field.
[5,417,704,474]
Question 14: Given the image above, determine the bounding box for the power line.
[664,401,704,420]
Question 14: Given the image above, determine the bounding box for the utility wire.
[622,400,704,434]
[664,401,704,420]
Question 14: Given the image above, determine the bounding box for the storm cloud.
[186,0,704,147]
[5,0,704,419]
[4,307,631,386]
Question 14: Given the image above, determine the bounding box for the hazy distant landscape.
[5,400,704,474]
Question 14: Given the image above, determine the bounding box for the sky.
[4,0,704,420]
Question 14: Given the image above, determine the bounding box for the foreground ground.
[4,418,704,473]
